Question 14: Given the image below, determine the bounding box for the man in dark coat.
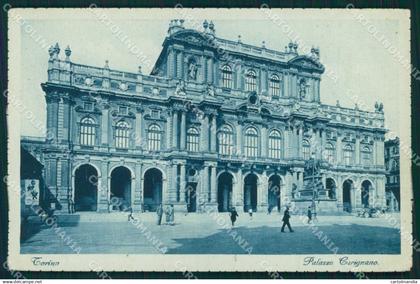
[230,207,239,227]
[281,206,294,232]
[307,206,312,224]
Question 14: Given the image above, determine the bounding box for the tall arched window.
[148,124,161,151]
[245,70,257,92]
[325,142,336,163]
[244,127,258,157]
[218,125,234,155]
[361,146,372,165]
[115,121,130,149]
[302,140,311,160]
[80,117,96,146]
[221,65,232,89]
[343,144,354,165]
[269,74,281,97]
[268,129,282,159]
[187,127,200,152]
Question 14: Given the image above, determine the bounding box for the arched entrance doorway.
[343,179,353,213]
[361,180,372,208]
[244,173,258,212]
[268,175,281,213]
[110,166,132,211]
[74,164,98,212]
[326,178,337,199]
[143,168,163,212]
[218,172,233,212]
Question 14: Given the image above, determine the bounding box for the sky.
[15,9,409,139]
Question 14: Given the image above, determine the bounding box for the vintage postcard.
[6,7,412,272]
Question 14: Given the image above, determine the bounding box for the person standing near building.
[307,206,312,224]
[248,208,253,220]
[281,206,294,233]
[169,204,175,226]
[230,207,239,227]
[165,204,171,225]
[156,204,163,225]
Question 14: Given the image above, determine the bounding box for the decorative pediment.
[288,56,324,73]
[172,30,210,47]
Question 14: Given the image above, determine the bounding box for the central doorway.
[218,172,233,212]
[268,175,281,213]
[343,179,353,213]
[244,173,258,212]
[143,168,163,212]
[110,166,132,211]
[74,164,98,212]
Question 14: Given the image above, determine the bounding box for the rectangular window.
[119,106,128,115]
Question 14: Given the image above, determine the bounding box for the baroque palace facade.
[22,20,387,214]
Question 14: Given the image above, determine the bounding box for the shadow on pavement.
[167,224,401,254]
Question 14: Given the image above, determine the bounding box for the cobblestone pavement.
[21,212,401,254]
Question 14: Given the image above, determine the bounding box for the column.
[284,128,289,159]
[378,139,385,167]
[207,57,213,83]
[284,73,289,97]
[167,48,175,78]
[321,129,326,160]
[236,121,242,155]
[201,165,209,204]
[210,165,217,203]
[210,116,217,152]
[337,135,342,164]
[285,170,293,203]
[166,112,172,149]
[355,135,360,165]
[176,51,183,79]
[316,128,321,159]
[180,163,186,203]
[235,168,243,208]
[135,110,143,148]
[180,111,186,150]
[298,127,303,159]
[101,105,109,146]
[133,163,143,211]
[261,125,267,157]
[200,114,209,152]
[172,111,178,149]
[171,163,178,203]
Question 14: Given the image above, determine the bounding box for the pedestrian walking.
[248,208,253,220]
[230,207,239,227]
[281,206,294,233]
[156,204,163,225]
[307,206,312,224]
[128,207,134,222]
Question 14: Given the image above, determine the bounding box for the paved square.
[21,212,401,254]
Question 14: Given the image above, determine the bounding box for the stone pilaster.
[261,125,267,157]
[101,104,110,146]
[180,111,186,150]
[133,162,143,211]
[210,116,217,152]
[210,165,217,203]
[200,114,209,152]
[172,111,179,149]
[179,163,186,204]
[166,110,172,150]
[135,109,143,149]
[355,135,360,165]
[236,121,242,155]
